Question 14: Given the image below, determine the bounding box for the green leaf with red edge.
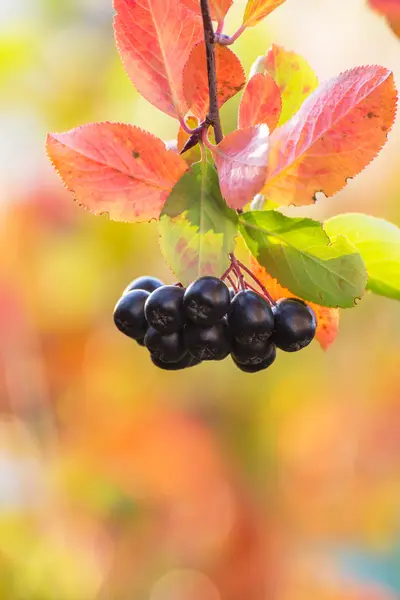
[250,258,340,350]
[238,72,282,132]
[46,123,187,222]
[114,0,203,119]
[368,0,400,38]
[243,0,287,28]
[183,42,245,121]
[239,210,367,308]
[265,44,319,125]
[159,160,238,286]
[208,124,270,210]
[263,66,397,206]
[179,0,233,23]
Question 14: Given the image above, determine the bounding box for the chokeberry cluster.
[113,271,317,373]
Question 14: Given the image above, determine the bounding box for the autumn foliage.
[46,0,400,351]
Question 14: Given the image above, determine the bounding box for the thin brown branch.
[199,0,223,144]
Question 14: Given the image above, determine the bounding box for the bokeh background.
[1,0,400,598]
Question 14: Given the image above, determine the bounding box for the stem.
[200,0,223,144]
[227,274,238,293]
[236,259,275,305]
[215,24,246,46]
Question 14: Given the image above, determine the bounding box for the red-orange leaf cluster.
[183,42,246,121]
[114,0,203,118]
[46,123,187,222]
[263,66,397,206]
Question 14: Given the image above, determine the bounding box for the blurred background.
[1,0,400,598]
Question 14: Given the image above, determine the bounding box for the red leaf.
[238,72,282,132]
[263,66,397,206]
[369,0,400,37]
[243,0,287,28]
[114,0,203,119]
[209,125,270,209]
[179,0,233,22]
[183,42,245,121]
[251,259,340,350]
[46,123,188,222]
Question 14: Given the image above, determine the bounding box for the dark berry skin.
[231,338,274,366]
[144,327,186,363]
[145,286,186,334]
[150,353,200,371]
[228,290,274,345]
[233,345,276,373]
[273,298,316,352]
[184,320,231,361]
[123,276,164,295]
[114,290,150,339]
[228,288,236,301]
[183,276,230,327]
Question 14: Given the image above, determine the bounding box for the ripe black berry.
[231,338,274,366]
[150,353,199,371]
[113,289,149,339]
[123,276,163,295]
[233,345,276,373]
[184,320,231,361]
[273,299,316,352]
[228,290,274,344]
[228,288,236,301]
[144,327,186,363]
[183,276,230,327]
[145,285,186,334]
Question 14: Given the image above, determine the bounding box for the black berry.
[123,275,164,295]
[184,320,231,361]
[145,285,186,334]
[228,290,274,344]
[228,288,236,301]
[144,327,186,363]
[183,276,230,327]
[231,338,274,366]
[113,289,150,339]
[273,299,316,352]
[232,345,276,373]
[150,353,199,371]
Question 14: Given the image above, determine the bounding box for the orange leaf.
[46,123,187,222]
[265,44,319,125]
[209,125,270,209]
[179,0,233,22]
[183,42,245,121]
[263,66,397,206]
[238,72,282,132]
[114,0,203,119]
[369,0,400,37]
[251,258,340,350]
[243,0,287,28]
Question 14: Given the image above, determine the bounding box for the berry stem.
[220,264,233,282]
[228,253,246,291]
[199,0,224,144]
[236,258,276,305]
[227,274,238,293]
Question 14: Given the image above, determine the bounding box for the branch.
[199,0,223,144]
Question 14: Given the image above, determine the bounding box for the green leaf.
[239,210,367,308]
[325,213,400,301]
[159,160,238,286]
